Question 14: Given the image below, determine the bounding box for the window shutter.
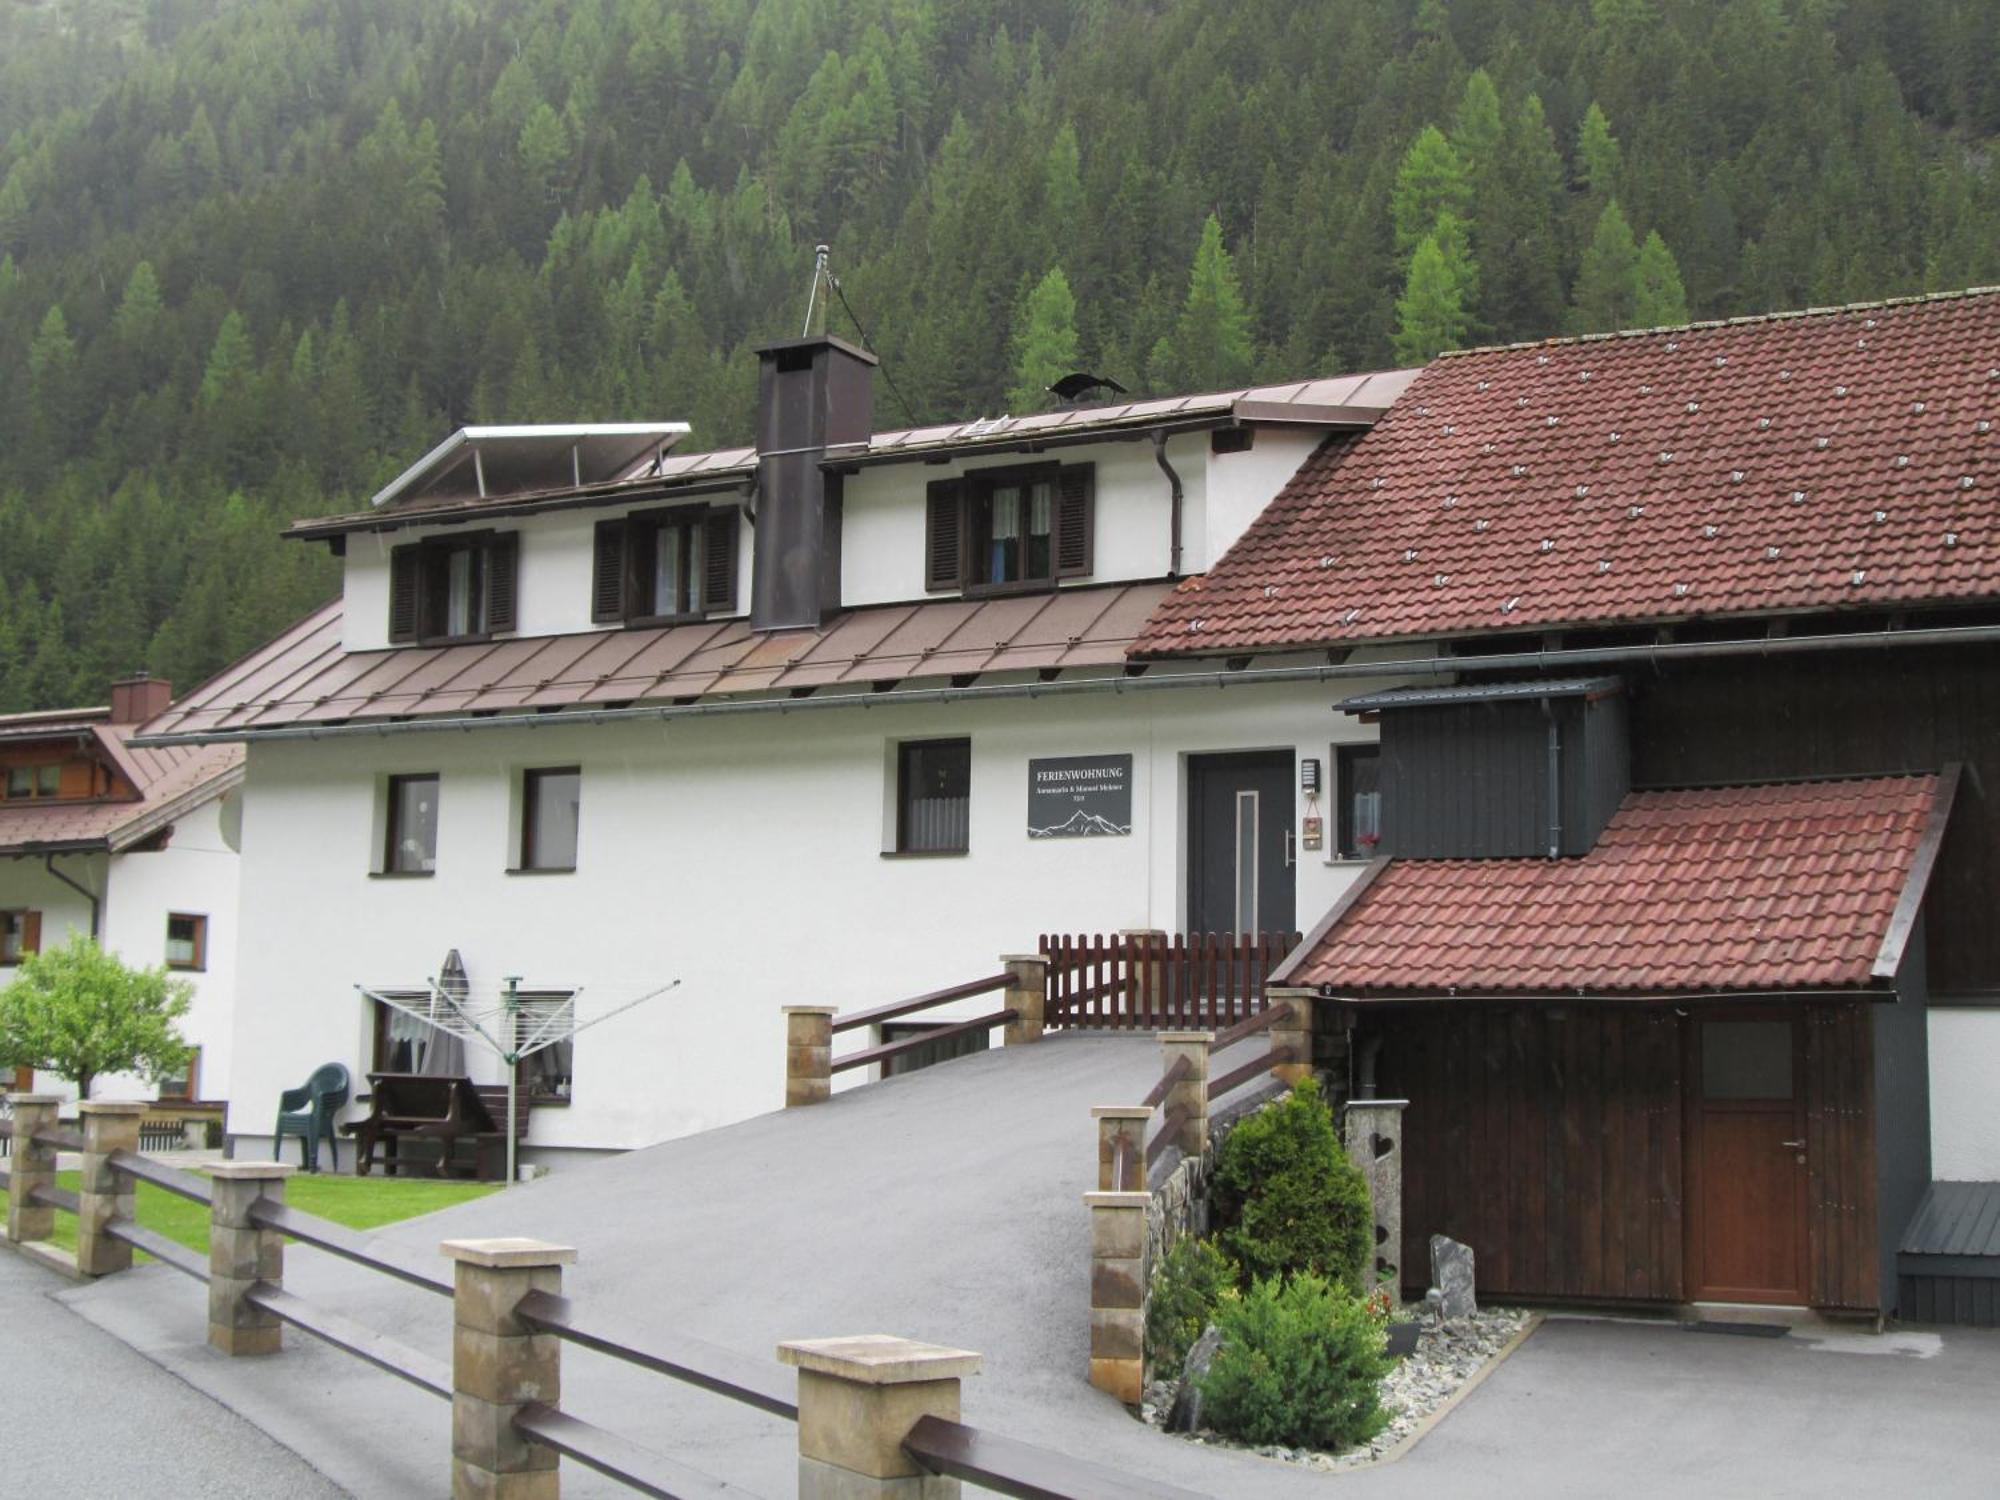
[925,479,966,592]
[388,545,421,643]
[703,510,737,613]
[1055,464,1095,578]
[486,533,520,633]
[21,910,40,955]
[592,519,628,623]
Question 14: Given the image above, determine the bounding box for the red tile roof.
[1139,289,2000,655]
[136,584,1174,739]
[1279,775,1948,997]
[0,718,243,853]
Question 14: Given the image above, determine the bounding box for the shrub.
[1145,1235,1236,1378]
[1210,1075,1373,1290]
[1198,1272,1390,1451]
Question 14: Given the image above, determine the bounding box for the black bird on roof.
[1047,371,1130,404]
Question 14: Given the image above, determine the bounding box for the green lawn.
[0,1170,498,1258]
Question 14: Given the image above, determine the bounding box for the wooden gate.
[1038,931,1301,1031]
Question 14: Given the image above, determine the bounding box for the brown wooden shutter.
[924,478,966,592]
[485,533,520,633]
[702,510,737,613]
[1055,463,1095,578]
[592,519,628,623]
[21,910,41,955]
[388,545,422,642]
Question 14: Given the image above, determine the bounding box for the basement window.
[156,1046,200,1103]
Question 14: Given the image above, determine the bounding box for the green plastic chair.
[273,1062,350,1172]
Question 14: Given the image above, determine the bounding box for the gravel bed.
[1139,1305,1533,1469]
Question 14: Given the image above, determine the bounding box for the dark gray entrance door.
[1187,751,1296,937]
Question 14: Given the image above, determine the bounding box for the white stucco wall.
[102,793,242,1103]
[1201,428,1325,568]
[227,674,1391,1154]
[0,796,239,1105]
[1928,1009,2000,1179]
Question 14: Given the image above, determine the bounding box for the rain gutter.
[128,617,2000,748]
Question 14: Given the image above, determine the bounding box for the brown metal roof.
[136,585,1176,741]
[287,367,1420,540]
[0,719,243,853]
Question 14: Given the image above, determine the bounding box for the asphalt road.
[1,1246,344,1498]
[55,1031,2000,1497]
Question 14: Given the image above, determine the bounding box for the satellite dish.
[1048,372,1130,404]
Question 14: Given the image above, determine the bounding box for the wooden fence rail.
[1039,931,1300,1031]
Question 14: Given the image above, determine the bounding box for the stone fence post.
[207,1161,293,1356]
[1156,1032,1209,1159]
[444,1238,574,1500]
[4,1094,60,1248]
[1083,1192,1151,1403]
[77,1101,144,1276]
[1001,954,1047,1046]
[784,1005,835,1107]
[1265,987,1317,1087]
[780,1334,981,1499]
[1091,1105,1151,1192]
[1343,1099,1408,1295]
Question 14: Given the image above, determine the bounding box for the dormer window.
[592,505,738,626]
[926,463,1094,595]
[3,765,62,800]
[389,532,520,644]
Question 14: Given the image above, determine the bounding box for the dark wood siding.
[1372,1005,1684,1303]
[1373,998,1882,1310]
[1629,642,2000,994]
[1804,1003,1880,1310]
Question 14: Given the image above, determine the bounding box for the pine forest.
[0,0,1995,710]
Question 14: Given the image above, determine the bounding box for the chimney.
[750,333,877,631]
[109,673,173,726]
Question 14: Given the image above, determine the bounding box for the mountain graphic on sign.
[1028,809,1132,838]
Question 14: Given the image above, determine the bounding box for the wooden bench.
[342,1074,513,1181]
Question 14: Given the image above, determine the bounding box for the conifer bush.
[1144,1235,1237,1379]
[1209,1075,1374,1291]
[1197,1272,1391,1451]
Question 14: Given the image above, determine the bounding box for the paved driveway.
[54,1032,2000,1497]
[1,1246,343,1498]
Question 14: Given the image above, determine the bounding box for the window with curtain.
[896,739,971,854]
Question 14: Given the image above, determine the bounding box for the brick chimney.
[108,673,172,725]
[750,333,877,631]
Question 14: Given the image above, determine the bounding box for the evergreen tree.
[1634,231,1691,326]
[1007,267,1081,413]
[199,311,255,409]
[1394,232,1473,362]
[1148,215,1255,393]
[1571,200,1642,333]
[1577,103,1622,201]
[1391,126,1472,262]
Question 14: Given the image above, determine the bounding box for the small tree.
[0,933,191,1099]
[1210,1075,1374,1290]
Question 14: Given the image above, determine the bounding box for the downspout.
[1541,699,1563,858]
[1356,1033,1383,1100]
[1151,431,1184,578]
[43,853,101,939]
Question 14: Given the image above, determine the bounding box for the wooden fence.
[1039,931,1301,1031]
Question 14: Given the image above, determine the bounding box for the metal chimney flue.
[750,333,877,632]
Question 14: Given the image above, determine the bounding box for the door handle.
[1283,829,1296,868]
[1780,1139,1805,1149]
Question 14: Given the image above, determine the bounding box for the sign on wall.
[1027,754,1133,838]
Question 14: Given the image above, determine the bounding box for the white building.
[137,340,1424,1160]
[1,675,243,1108]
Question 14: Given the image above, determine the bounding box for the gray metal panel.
[1561,692,1631,856]
[1381,701,1548,858]
[1899,1180,2000,1258]
[1875,922,1935,1313]
[1897,1274,2000,1326]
